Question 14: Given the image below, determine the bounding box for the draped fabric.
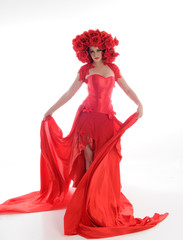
[0,64,168,238]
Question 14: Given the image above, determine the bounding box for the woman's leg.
[84,144,94,171]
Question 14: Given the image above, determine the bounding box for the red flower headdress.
[72,29,119,63]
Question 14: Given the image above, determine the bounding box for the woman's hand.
[43,109,53,120]
[137,104,143,118]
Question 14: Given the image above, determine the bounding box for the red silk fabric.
[0,73,168,238]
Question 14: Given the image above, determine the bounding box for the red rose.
[82,31,89,39]
[105,37,114,49]
[88,30,98,38]
[80,36,90,47]
[103,49,110,59]
[114,37,119,46]
[98,41,106,50]
[77,51,90,63]
[89,36,101,47]
[100,31,108,39]
[76,40,85,51]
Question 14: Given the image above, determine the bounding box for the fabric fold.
[0,69,168,238]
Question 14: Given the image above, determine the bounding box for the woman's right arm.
[43,73,83,119]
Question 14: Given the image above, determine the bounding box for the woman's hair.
[72,29,119,63]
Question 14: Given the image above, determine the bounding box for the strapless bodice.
[81,74,116,117]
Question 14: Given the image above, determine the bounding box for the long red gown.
[0,62,168,238]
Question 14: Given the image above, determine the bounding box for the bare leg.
[84,144,94,171]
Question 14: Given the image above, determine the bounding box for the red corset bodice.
[81,74,116,117]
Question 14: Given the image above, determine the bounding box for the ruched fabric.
[0,68,168,238]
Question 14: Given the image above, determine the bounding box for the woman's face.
[89,46,103,63]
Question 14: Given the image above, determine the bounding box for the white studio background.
[0,0,183,240]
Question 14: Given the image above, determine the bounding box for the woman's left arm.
[116,71,143,118]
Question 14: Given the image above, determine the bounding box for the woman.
[0,29,168,238]
[43,45,143,168]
